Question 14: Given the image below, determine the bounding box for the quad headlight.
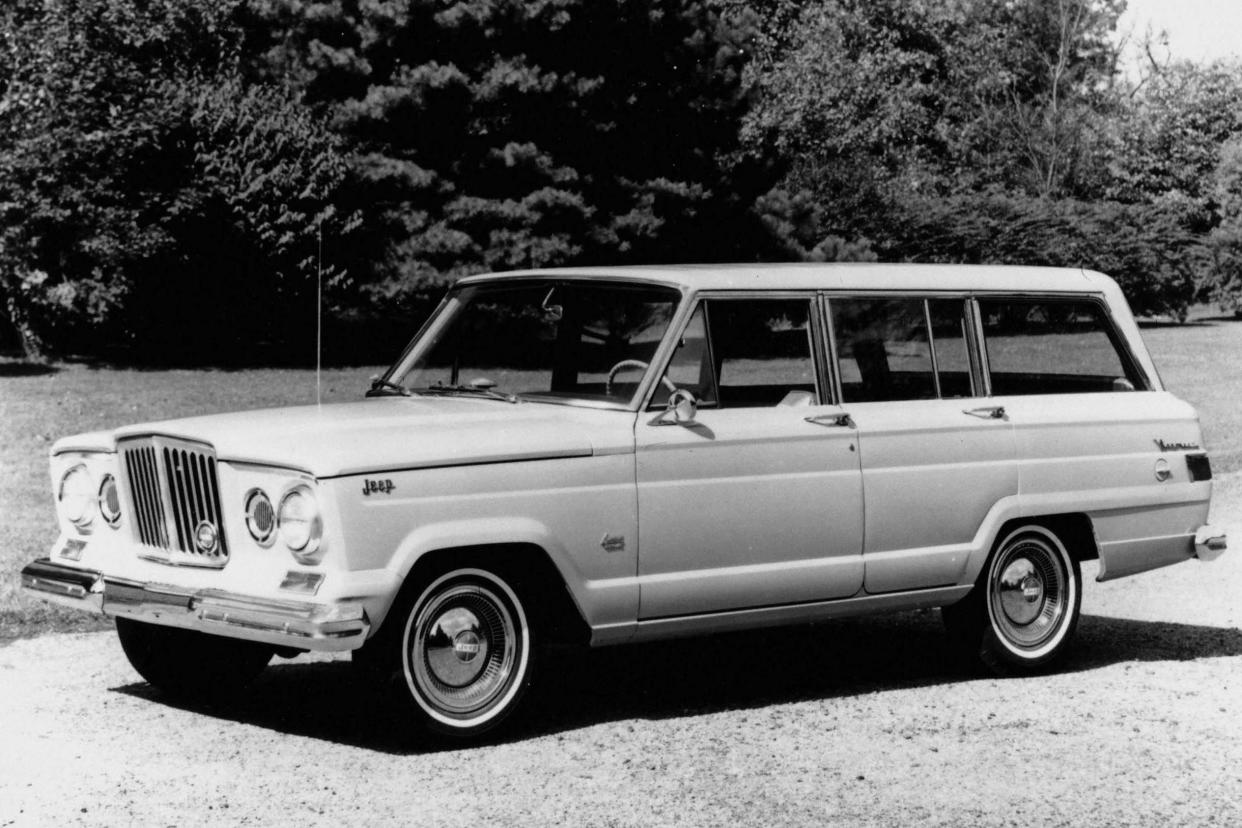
[244,489,277,547]
[276,485,323,562]
[58,464,96,532]
[98,474,122,528]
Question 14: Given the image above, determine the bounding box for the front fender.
[369,516,635,639]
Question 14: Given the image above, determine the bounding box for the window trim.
[923,299,943,399]
[825,293,978,405]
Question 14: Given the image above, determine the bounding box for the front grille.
[119,437,229,567]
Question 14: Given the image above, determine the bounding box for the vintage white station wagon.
[22,264,1227,739]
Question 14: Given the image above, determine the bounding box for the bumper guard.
[1194,525,1228,562]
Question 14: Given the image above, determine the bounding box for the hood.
[96,397,601,478]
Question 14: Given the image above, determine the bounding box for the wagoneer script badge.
[1155,439,1201,452]
[362,478,395,496]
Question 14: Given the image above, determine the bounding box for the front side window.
[831,298,938,403]
[979,299,1145,395]
[654,297,818,408]
[385,280,681,405]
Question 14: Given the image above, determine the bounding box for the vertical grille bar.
[194,454,212,530]
[178,449,196,552]
[123,451,149,545]
[205,457,224,532]
[188,452,206,538]
[135,447,166,547]
[144,447,170,548]
[187,450,206,550]
[164,448,188,552]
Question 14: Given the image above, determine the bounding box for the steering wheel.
[605,359,678,397]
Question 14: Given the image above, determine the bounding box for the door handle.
[964,405,1006,420]
[805,413,854,428]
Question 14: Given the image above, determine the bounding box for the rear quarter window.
[979,299,1146,395]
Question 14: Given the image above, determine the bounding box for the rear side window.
[979,299,1145,395]
[830,297,975,402]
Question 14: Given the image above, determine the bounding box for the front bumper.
[21,559,369,652]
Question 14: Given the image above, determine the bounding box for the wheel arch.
[963,511,1099,590]
[376,540,591,647]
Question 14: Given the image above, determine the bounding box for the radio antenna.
[316,216,323,408]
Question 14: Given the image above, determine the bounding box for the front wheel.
[361,567,537,740]
[943,525,1082,674]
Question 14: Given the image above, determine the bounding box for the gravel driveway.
[3,474,1240,827]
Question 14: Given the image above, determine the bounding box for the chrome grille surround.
[118,436,229,568]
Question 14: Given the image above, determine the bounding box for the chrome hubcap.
[989,538,1068,651]
[998,559,1045,625]
[409,582,519,718]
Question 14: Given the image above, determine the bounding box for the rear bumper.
[20,558,369,652]
[1195,525,1228,561]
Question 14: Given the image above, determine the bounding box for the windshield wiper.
[367,377,411,397]
[415,384,520,404]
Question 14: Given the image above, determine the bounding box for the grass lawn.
[2,309,1240,639]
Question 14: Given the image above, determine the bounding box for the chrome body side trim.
[20,559,368,652]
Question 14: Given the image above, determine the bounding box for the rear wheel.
[943,525,1082,673]
[357,566,537,740]
[115,618,273,697]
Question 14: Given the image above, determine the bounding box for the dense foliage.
[0,0,350,360]
[242,0,785,316]
[3,0,1242,361]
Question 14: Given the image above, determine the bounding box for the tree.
[1105,60,1242,218]
[1207,137,1242,308]
[884,192,1203,318]
[0,0,352,360]
[738,0,1127,229]
[244,0,780,315]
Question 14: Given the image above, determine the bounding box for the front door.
[635,296,865,620]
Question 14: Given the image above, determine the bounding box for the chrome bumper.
[1194,525,1228,562]
[21,559,369,652]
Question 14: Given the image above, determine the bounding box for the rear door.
[826,295,1019,593]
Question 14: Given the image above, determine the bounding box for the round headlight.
[277,486,322,560]
[244,489,276,546]
[58,464,96,532]
[98,474,121,528]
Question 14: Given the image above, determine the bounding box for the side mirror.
[667,389,698,424]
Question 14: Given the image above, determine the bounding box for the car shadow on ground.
[110,610,1242,754]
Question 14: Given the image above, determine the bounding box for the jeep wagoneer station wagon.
[22,264,1227,739]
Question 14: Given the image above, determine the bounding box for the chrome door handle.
[964,406,1006,420]
[805,413,854,428]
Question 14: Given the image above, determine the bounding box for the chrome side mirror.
[667,389,698,424]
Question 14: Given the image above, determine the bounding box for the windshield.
[383,280,683,406]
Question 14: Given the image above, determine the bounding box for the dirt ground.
[2,474,1239,827]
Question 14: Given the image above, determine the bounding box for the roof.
[455,263,1111,294]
